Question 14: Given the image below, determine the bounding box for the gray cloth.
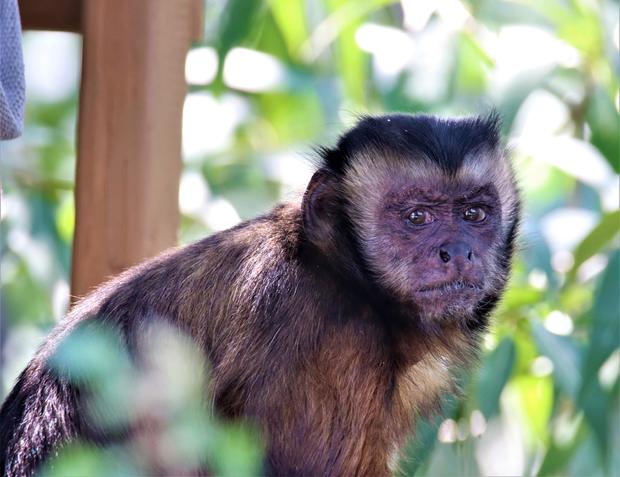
[0,0,25,139]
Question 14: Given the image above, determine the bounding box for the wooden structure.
[19,0,203,301]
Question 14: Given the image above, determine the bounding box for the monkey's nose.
[439,241,473,263]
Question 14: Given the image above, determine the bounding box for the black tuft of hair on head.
[320,111,502,175]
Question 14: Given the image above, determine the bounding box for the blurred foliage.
[38,320,263,476]
[1,0,619,475]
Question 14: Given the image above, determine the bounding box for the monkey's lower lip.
[415,281,482,294]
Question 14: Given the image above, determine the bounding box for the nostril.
[467,250,473,260]
[439,249,451,263]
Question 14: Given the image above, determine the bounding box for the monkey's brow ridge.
[455,184,496,202]
[399,186,451,203]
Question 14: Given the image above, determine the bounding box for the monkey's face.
[376,178,500,319]
[344,151,519,323]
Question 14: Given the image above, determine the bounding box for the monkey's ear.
[302,170,339,249]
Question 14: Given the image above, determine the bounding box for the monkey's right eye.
[408,209,434,225]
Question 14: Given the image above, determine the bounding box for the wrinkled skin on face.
[344,152,510,325]
[373,177,502,321]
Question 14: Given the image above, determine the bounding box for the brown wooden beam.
[18,0,82,32]
[71,0,204,300]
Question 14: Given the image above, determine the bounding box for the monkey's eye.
[408,209,434,225]
[463,207,486,222]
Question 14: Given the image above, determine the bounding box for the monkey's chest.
[258,336,427,476]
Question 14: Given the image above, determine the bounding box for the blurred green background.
[1,0,619,475]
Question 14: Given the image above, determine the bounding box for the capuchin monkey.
[0,113,520,476]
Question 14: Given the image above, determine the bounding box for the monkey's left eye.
[409,209,434,225]
[463,207,486,222]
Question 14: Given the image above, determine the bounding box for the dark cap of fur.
[319,112,502,175]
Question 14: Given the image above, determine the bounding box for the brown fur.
[0,113,520,476]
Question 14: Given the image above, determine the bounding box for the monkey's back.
[0,201,309,476]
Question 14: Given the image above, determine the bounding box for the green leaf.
[48,319,131,384]
[397,394,461,476]
[586,87,620,173]
[324,0,368,105]
[54,192,75,244]
[568,431,606,477]
[215,0,267,67]
[500,286,545,311]
[497,68,552,133]
[522,0,603,60]
[455,32,493,93]
[567,210,620,283]
[471,0,550,28]
[38,443,139,477]
[308,0,398,104]
[268,0,308,58]
[420,440,480,477]
[47,319,135,429]
[397,417,441,477]
[206,0,267,92]
[210,422,264,477]
[588,249,620,371]
[578,251,620,449]
[537,437,581,476]
[578,380,609,455]
[607,404,620,475]
[556,10,602,61]
[531,322,582,399]
[476,337,516,418]
[512,375,554,443]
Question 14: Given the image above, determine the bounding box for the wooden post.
[70,0,203,300]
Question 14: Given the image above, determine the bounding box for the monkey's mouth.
[415,280,483,294]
